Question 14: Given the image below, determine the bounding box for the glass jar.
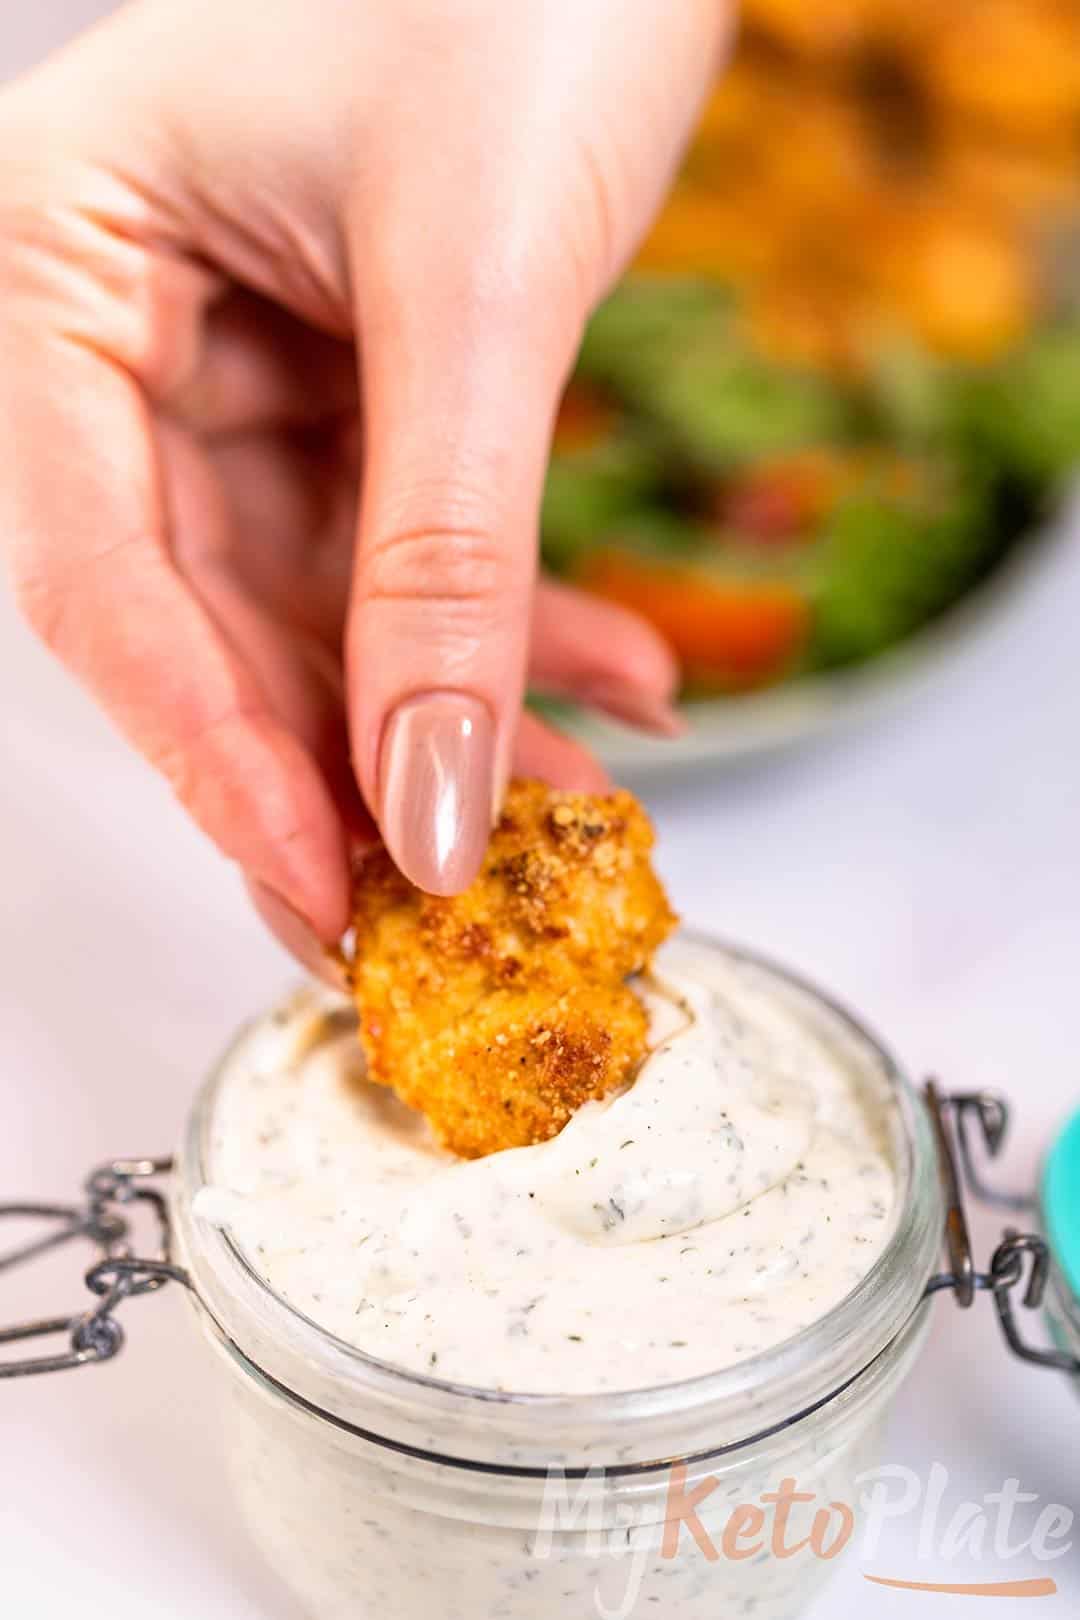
[6,942,1073,1618]
[167,943,945,1620]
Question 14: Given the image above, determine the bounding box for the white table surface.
[2,7,1079,1618]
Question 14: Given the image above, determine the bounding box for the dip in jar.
[173,935,942,1620]
[199,936,898,1394]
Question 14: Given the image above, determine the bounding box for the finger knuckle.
[0,124,73,298]
[0,121,189,392]
[365,211,583,362]
[362,516,517,614]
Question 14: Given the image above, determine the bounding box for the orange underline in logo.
[864,1575,1057,1598]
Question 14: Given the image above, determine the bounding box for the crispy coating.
[397,982,651,1160]
[349,780,677,1157]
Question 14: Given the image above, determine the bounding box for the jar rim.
[173,932,944,1467]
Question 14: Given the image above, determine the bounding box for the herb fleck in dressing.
[200,939,897,1394]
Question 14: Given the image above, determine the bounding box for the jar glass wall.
[171,944,944,1620]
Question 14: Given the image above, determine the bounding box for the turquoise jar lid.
[1043,1107,1080,1305]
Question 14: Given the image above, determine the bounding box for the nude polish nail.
[378,692,495,895]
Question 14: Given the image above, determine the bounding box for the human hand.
[0,0,729,968]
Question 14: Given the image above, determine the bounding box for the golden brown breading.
[393,980,651,1159]
[349,780,677,1158]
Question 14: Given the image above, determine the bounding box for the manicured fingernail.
[249,880,348,990]
[577,680,687,738]
[378,691,495,895]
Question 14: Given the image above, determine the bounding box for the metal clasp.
[0,1157,190,1378]
[924,1082,1079,1377]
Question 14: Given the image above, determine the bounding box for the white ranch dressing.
[198,938,897,1394]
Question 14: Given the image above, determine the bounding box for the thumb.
[346,239,584,896]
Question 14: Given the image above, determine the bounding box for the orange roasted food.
[349,781,677,1159]
[631,9,1080,372]
[576,550,812,690]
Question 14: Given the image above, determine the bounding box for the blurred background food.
[543,1,1080,703]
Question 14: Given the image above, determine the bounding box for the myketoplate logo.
[533,1460,1074,1616]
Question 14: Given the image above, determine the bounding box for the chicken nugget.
[349,780,677,1157]
[386,980,651,1160]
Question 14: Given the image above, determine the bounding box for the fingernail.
[249,880,348,990]
[577,680,687,738]
[378,691,495,895]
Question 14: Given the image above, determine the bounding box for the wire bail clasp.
[0,1156,190,1378]
[924,1082,1079,1376]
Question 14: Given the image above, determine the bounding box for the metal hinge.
[0,1157,190,1377]
[924,1082,1079,1376]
